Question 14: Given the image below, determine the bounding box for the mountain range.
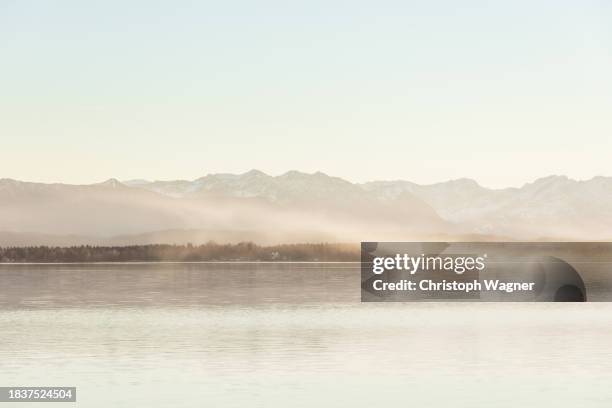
[1,170,610,246]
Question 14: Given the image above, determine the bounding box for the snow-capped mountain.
[126,170,367,203]
[1,171,611,245]
[363,175,612,239]
[0,171,448,245]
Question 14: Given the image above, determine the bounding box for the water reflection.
[0,264,611,408]
[0,263,359,308]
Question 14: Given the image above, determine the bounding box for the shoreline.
[0,261,361,265]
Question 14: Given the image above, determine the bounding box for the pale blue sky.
[1,0,611,187]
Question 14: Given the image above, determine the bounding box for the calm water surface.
[1,263,611,407]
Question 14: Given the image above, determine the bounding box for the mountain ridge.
[0,170,448,245]
[2,171,611,244]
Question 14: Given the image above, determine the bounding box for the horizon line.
[1,170,610,191]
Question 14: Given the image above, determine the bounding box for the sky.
[1,0,611,188]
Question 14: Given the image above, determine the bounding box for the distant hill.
[1,171,610,246]
[362,175,612,240]
[0,171,449,246]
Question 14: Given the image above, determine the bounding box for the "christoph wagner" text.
[372,279,535,293]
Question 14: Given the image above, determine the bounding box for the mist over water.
[1,264,611,407]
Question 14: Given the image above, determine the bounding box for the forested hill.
[0,243,359,263]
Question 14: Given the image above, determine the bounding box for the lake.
[1,263,611,407]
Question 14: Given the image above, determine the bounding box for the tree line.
[0,242,360,263]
